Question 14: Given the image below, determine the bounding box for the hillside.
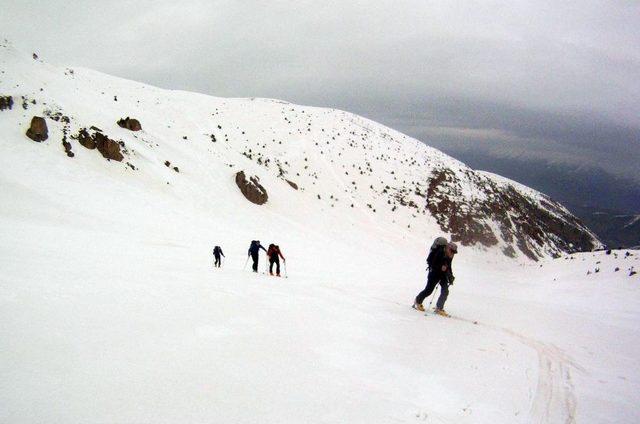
[2,42,638,423]
[0,41,599,260]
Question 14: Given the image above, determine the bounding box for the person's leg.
[252,253,259,272]
[436,280,449,310]
[269,258,275,274]
[415,273,438,304]
[275,258,280,276]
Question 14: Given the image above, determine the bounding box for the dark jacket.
[213,246,224,257]
[267,245,285,261]
[429,247,453,281]
[248,241,266,256]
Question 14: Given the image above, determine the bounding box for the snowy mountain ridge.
[0,40,599,260]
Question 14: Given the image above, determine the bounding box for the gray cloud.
[2,0,639,187]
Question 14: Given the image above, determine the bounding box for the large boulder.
[25,116,48,142]
[235,171,268,205]
[95,133,124,161]
[117,117,142,131]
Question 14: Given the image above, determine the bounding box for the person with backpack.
[267,244,285,276]
[248,240,267,273]
[212,245,225,268]
[413,238,458,317]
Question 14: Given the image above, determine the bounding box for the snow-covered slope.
[0,41,598,261]
[2,42,638,423]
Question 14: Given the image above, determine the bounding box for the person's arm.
[260,244,267,252]
[279,250,285,260]
[221,249,225,257]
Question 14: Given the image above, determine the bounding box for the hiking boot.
[412,302,425,312]
[435,308,450,317]
[276,273,281,277]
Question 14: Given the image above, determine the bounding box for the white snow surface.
[1,42,638,423]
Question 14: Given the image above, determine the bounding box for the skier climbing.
[248,240,267,272]
[267,244,285,276]
[413,240,458,316]
[213,245,224,268]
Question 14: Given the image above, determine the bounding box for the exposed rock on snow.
[427,169,597,259]
[286,179,298,190]
[75,128,97,150]
[235,171,268,205]
[95,132,124,161]
[62,140,74,158]
[25,116,48,142]
[73,127,124,161]
[0,95,13,110]
[117,117,142,131]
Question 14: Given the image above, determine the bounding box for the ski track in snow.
[501,327,581,424]
[448,314,584,423]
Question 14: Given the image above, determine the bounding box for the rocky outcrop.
[73,128,123,161]
[235,171,268,205]
[25,116,48,142]
[117,117,142,131]
[76,128,97,149]
[426,168,599,260]
[0,96,13,111]
[95,133,124,161]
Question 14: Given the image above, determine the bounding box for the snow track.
[502,328,582,424]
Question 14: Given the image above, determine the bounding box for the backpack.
[426,237,448,269]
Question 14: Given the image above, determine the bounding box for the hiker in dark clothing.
[413,241,458,316]
[267,244,285,276]
[213,245,224,268]
[248,240,267,272]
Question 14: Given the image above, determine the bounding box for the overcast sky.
[2,0,639,189]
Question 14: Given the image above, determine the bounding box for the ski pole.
[427,285,439,311]
[283,260,287,278]
[243,256,249,270]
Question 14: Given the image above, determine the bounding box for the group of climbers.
[247,240,286,276]
[213,236,458,315]
[212,240,286,277]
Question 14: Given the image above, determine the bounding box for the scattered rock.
[173,166,179,173]
[235,171,268,205]
[285,179,298,190]
[32,53,38,60]
[62,140,74,157]
[95,132,124,161]
[164,160,171,167]
[0,95,13,111]
[25,116,48,142]
[117,117,141,131]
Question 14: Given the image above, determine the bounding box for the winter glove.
[448,275,455,285]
